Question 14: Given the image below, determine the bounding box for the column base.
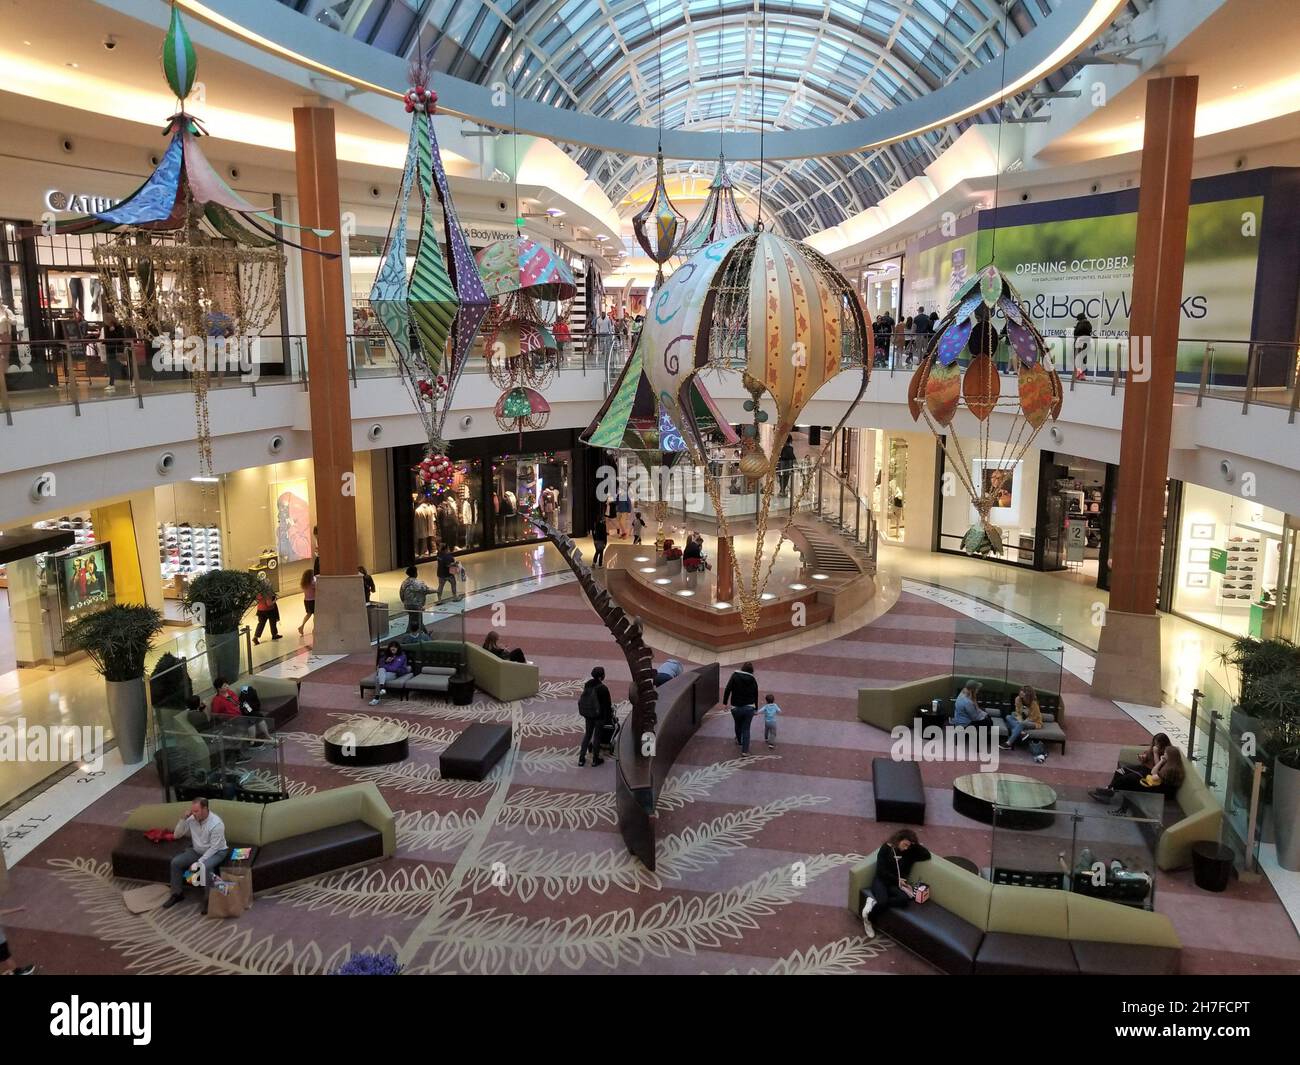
[311,574,373,655]
[1091,610,1163,706]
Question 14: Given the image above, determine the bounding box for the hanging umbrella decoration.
[475,234,576,412]
[29,4,334,478]
[675,155,750,256]
[370,58,490,482]
[632,151,687,287]
[640,231,872,631]
[906,264,1063,556]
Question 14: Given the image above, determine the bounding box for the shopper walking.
[591,515,608,568]
[297,569,315,635]
[577,666,614,767]
[399,565,432,633]
[435,545,459,602]
[723,661,760,755]
[358,565,376,602]
[252,579,281,644]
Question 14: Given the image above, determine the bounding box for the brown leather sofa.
[110,784,395,893]
[848,853,1181,975]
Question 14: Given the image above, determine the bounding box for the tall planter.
[1274,757,1300,871]
[106,677,148,764]
[205,630,243,685]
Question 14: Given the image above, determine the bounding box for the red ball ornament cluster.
[415,451,454,493]
[416,375,448,404]
[404,85,438,114]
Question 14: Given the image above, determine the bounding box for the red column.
[1093,76,1199,703]
[716,535,734,603]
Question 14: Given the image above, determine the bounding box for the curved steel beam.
[172,0,1123,161]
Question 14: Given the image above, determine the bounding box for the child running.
[761,693,782,750]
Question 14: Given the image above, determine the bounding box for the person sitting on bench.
[163,798,228,913]
[1091,739,1185,800]
[1000,684,1043,750]
[952,680,996,735]
[860,828,932,940]
[482,631,527,663]
[369,642,411,705]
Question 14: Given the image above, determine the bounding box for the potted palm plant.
[65,604,165,764]
[1259,674,1300,870]
[184,569,262,682]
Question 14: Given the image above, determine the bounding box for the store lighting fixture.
[790,582,808,590]
[640,566,657,573]
[546,207,565,217]
[713,601,731,610]
[677,589,694,597]
[760,593,776,601]
[633,556,650,563]
[190,476,219,483]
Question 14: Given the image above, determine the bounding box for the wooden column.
[1093,76,1199,704]
[716,535,734,602]
[293,106,369,653]
[293,105,357,576]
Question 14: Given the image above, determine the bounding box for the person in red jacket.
[209,678,240,717]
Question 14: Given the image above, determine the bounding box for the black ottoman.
[872,756,926,824]
[440,723,512,781]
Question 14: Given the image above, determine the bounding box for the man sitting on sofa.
[163,798,229,913]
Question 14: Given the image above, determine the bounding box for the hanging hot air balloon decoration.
[675,154,750,256]
[641,231,871,631]
[906,263,1063,555]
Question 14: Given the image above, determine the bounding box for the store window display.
[1172,483,1288,637]
[492,452,571,545]
[937,441,1039,565]
[154,483,224,604]
[873,434,909,543]
[412,459,482,558]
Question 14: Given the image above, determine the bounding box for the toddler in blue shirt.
[761,694,782,749]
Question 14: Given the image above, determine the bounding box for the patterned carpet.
[4,586,1300,974]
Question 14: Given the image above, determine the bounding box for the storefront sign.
[43,188,122,214]
[1208,547,1228,574]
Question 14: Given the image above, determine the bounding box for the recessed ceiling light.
[67,62,79,68]
[654,578,672,585]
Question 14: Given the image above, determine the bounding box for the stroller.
[598,714,623,758]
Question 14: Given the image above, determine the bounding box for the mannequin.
[414,496,438,557]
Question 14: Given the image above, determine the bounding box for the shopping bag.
[205,874,248,919]
[218,864,254,912]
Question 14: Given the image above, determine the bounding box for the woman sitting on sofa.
[861,828,932,940]
[483,630,527,664]
[369,642,410,706]
[1000,684,1043,751]
[1091,738,1184,800]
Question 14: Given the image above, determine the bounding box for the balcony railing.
[0,330,614,423]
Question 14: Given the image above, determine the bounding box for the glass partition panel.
[991,789,1162,910]
[951,637,1064,698]
[156,707,285,804]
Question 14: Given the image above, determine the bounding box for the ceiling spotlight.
[546,207,565,217]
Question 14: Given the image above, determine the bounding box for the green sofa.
[847,853,1181,974]
[111,783,396,893]
[1118,744,1223,871]
[858,673,1067,752]
[363,638,539,703]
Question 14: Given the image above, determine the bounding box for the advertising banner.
[905,185,1268,379]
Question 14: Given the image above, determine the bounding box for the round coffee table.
[944,855,980,876]
[952,772,1057,828]
[323,717,409,766]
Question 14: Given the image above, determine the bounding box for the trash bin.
[1191,841,1235,892]
[366,601,390,641]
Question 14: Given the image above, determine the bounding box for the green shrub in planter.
[183,569,263,634]
[65,604,165,682]
[65,604,165,764]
